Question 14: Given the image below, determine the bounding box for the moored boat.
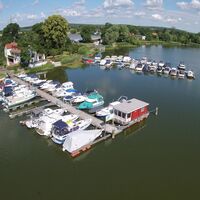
[170,68,178,77]
[78,92,104,110]
[62,129,103,156]
[51,118,92,144]
[186,70,195,79]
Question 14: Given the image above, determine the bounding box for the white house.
[28,51,46,68]
[4,42,21,66]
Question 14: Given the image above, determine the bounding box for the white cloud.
[177,0,200,10]
[32,0,39,6]
[152,13,163,20]
[144,0,163,10]
[27,14,37,20]
[134,11,146,16]
[40,12,46,19]
[103,0,134,8]
[56,9,81,17]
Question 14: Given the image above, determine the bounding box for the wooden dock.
[11,75,120,134]
[9,102,54,119]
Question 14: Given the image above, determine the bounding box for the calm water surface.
[1,46,200,200]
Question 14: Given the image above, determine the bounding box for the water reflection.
[47,68,68,83]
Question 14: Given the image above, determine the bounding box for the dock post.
[111,130,115,139]
[155,107,159,116]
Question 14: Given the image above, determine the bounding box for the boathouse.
[113,98,149,125]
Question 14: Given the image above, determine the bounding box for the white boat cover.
[63,129,102,153]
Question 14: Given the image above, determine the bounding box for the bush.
[78,46,90,55]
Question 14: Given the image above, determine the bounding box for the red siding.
[131,106,148,121]
[131,110,139,120]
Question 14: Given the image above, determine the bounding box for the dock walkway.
[11,75,120,134]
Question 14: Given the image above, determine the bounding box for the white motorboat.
[36,114,79,136]
[177,70,185,79]
[17,74,27,79]
[186,70,195,79]
[163,67,171,75]
[129,59,139,69]
[39,80,53,90]
[151,60,157,66]
[61,82,74,90]
[158,61,165,67]
[135,63,144,72]
[72,95,87,104]
[116,55,123,62]
[3,87,36,108]
[178,62,186,70]
[140,57,147,64]
[62,129,103,154]
[123,56,132,63]
[170,68,178,76]
[149,64,157,73]
[25,108,64,128]
[32,79,46,86]
[96,101,120,121]
[51,118,92,144]
[111,55,118,62]
[100,59,106,66]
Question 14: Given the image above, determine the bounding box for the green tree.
[20,48,31,68]
[2,23,20,44]
[42,15,69,48]
[117,25,130,42]
[80,25,95,42]
[104,25,119,45]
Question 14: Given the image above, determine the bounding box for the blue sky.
[0,0,200,33]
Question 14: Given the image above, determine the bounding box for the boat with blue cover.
[51,118,92,144]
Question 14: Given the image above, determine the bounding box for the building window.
[122,112,126,119]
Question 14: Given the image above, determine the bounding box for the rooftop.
[68,33,83,42]
[113,98,149,114]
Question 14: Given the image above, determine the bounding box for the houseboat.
[112,98,149,125]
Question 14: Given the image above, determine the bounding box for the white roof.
[113,98,149,114]
[63,129,102,153]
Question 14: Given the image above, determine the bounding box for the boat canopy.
[53,120,68,130]
[63,129,102,153]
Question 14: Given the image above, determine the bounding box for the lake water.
[1,45,200,200]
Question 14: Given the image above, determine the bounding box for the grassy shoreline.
[1,42,200,77]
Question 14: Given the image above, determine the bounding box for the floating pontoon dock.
[10,74,120,134]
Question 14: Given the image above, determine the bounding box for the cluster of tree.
[101,23,200,45]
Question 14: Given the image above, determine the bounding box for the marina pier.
[10,74,120,135]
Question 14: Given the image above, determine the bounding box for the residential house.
[28,51,46,68]
[4,42,21,66]
[68,33,83,43]
[91,34,102,46]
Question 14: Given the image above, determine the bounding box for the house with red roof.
[4,42,21,66]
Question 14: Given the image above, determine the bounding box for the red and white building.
[113,98,149,125]
[4,42,21,66]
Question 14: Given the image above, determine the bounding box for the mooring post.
[112,130,115,139]
[155,107,159,116]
